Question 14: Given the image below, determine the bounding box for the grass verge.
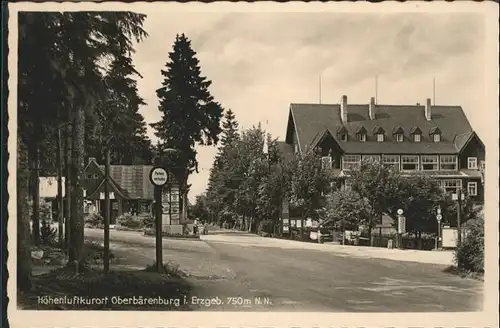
[443,265,484,281]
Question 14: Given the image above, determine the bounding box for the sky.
[130,10,487,203]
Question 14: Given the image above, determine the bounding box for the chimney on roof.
[340,95,348,123]
[88,157,96,165]
[425,98,432,121]
[369,97,376,120]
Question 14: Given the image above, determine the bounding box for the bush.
[141,216,153,229]
[454,215,484,273]
[117,213,142,229]
[85,213,103,227]
[258,219,274,234]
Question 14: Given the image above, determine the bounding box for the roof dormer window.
[429,127,441,143]
[392,126,404,143]
[355,126,367,142]
[409,126,423,143]
[373,126,385,142]
[337,126,349,142]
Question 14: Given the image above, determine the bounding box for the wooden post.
[154,185,163,272]
[64,124,71,251]
[457,191,462,247]
[57,128,64,247]
[104,146,111,274]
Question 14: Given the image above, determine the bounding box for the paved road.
[84,228,483,312]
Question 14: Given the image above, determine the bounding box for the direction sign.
[149,167,168,186]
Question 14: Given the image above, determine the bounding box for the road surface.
[84,228,483,312]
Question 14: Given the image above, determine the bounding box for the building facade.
[279,95,485,203]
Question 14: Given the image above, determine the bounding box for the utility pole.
[57,127,64,248]
[456,190,463,247]
[103,137,112,274]
[64,123,72,254]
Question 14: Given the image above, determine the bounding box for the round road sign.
[397,209,404,215]
[436,214,442,221]
[150,167,168,186]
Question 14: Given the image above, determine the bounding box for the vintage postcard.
[6,1,499,327]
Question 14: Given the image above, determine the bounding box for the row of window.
[343,178,478,196]
[339,132,440,143]
[321,155,482,171]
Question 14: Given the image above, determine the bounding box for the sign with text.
[397,215,406,234]
[149,167,168,187]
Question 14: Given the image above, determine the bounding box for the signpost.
[397,209,405,250]
[149,166,168,273]
[435,206,442,250]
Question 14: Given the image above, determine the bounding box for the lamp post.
[435,206,442,250]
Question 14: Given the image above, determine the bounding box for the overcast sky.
[130,10,487,202]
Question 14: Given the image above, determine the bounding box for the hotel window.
[433,134,441,143]
[421,155,439,171]
[413,134,421,142]
[467,182,478,196]
[382,155,400,170]
[467,157,478,169]
[321,156,332,170]
[359,134,367,142]
[376,133,384,142]
[440,179,462,194]
[396,134,404,142]
[362,155,380,163]
[342,155,361,170]
[340,133,348,142]
[440,155,458,170]
[401,155,419,171]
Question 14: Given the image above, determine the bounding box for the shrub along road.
[84,228,483,312]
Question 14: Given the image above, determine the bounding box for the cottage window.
[396,134,404,142]
[376,133,384,142]
[342,155,361,170]
[467,182,478,196]
[440,155,458,170]
[362,155,380,163]
[321,156,332,170]
[382,155,400,170]
[421,155,439,171]
[433,134,441,143]
[467,157,478,169]
[440,179,462,194]
[413,134,421,142]
[359,134,366,142]
[401,155,419,171]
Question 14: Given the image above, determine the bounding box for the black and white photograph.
[6,1,499,327]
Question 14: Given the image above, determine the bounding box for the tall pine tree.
[151,34,224,218]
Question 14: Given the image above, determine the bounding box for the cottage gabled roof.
[429,126,441,135]
[392,126,404,135]
[372,125,385,135]
[287,102,475,155]
[98,165,155,200]
[409,126,423,135]
[355,126,367,135]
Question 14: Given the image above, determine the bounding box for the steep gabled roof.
[355,126,367,135]
[409,126,423,135]
[373,126,385,134]
[287,102,474,155]
[429,126,441,135]
[98,165,155,200]
[392,126,404,135]
[336,126,348,134]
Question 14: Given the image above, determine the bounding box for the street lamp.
[452,189,465,247]
[435,206,442,250]
[103,135,114,274]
